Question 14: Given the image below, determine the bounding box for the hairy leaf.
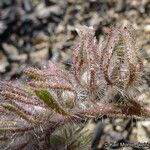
[35,90,69,116]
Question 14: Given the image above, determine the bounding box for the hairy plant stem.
[46,101,150,140]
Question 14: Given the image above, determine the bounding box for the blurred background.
[0,0,150,149]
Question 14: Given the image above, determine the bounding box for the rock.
[10,54,27,62]
[115,0,127,12]
[51,51,61,63]
[0,52,9,73]
[136,121,150,143]
[2,43,18,56]
[0,21,7,34]
[23,0,32,12]
[29,48,48,64]
[36,4,63,19]
[144,25,150,33]
[0,62,9,73]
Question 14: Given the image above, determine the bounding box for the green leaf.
[1,103,36,123]
[50,124,91,149]
[50,135,63,145]
[24,68,43,80]
[1,103,15,112]
[21,84,34,95]
[35,90,69,116]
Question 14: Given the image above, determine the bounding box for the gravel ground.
[0,0,150,150]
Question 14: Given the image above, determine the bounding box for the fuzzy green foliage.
[50,124,91,150]
[0,25,150,149]
[35,90,69,116]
